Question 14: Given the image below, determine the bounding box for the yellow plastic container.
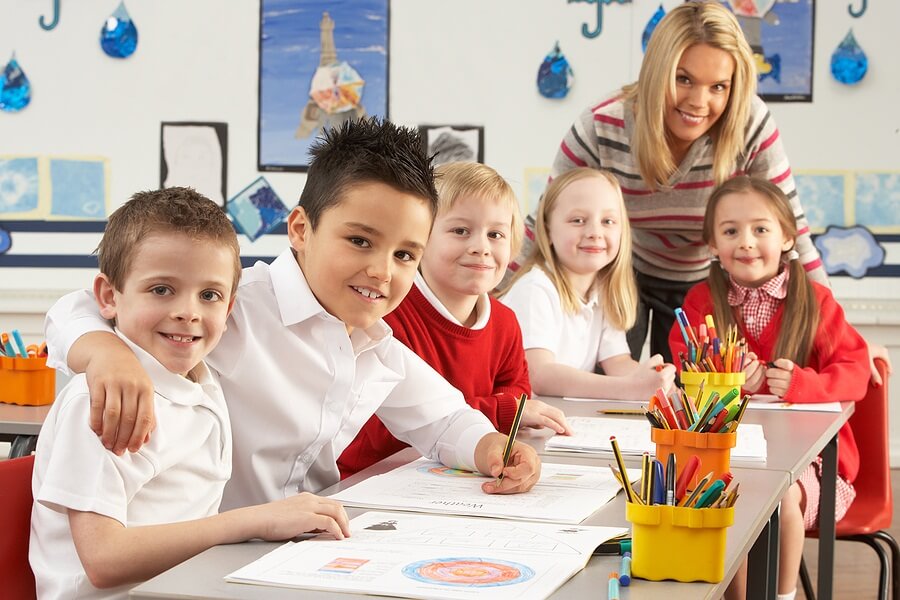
[0,355,55,406]
[626,502,735,583]
[680,371,745,414]
[652,427,736,489]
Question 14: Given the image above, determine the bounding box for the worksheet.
[748,396,843,412]
[330,459,637,524]
[226,511,627,600]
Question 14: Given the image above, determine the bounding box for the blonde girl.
[670,176,869,600]
[500,167,675,400]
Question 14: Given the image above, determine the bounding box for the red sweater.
[337,283,531,478]
[668,281,869,483]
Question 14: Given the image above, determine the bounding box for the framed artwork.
[728,0,815,102]
[418,125,485,166]
[258,0,389,172]
[160,122,228,207]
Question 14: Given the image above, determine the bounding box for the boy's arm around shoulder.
[45,288,155,454]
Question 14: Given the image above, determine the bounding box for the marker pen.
[608,573,621,600]
[619,552,632,586]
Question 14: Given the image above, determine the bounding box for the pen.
[651,459,665,505]
[609,436,636,503]
[665,453,676,505]
[675,454,701,503]
[496,394,527,483]
[619,552,632,586]
[608,573,621,600]
[11,329,28,358]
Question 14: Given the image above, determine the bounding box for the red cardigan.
[337,283,531,478]
[668,281,869,482]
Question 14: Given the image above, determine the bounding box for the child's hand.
[632,355,676,397]
[475,433,541,494]
[742,352,765,394]
[520,398,572,435]
[765,358,795,398]
[250,492,350,541]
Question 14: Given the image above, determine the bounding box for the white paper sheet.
[226,511,627,600]
[544,416,767,461]
[748,397,843,412]
[330,459,636,524]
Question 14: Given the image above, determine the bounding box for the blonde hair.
[623,1,756,189]
[703,176,819,365]
[498,168,637,329]
[434,162,523,258]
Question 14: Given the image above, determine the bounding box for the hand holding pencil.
[476,395,542,494]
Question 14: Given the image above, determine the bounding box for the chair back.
[0,454,37,600]
[839,357,891,533]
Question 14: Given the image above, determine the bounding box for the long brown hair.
[703,176,819,365]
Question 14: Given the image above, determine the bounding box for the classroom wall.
[3,1,900,455]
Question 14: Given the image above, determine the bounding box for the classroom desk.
[130,448,789,600]
[524,397,855,600]
[0,402,51,458]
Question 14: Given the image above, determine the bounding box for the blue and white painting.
[49,159,107,218]
[0,157,39,215]
[258,0,388,171]
[815,226,885,278]
[794,173,846,231]
[855,173,900,232]
[227,177,290,242]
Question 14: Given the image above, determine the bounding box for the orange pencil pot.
[680,371,744,414]
[652,428,736,489]
[626,502,734,582]
[0,355,55,406]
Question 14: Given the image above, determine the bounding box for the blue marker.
[619,552,632,586]
[608,573,621,599]
[11,329,28,358]
[651,459,665,505]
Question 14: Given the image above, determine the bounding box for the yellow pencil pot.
[652,428,736,489]
[0,356,55,406]
[680,371,745,414]
[626,502,735,583]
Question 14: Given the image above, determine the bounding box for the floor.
[797,470,898,599]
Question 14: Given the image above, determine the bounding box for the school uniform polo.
[500,268,630,371]
[31,332,231,600]
[45,249,495,510]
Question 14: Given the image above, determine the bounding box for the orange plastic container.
[652,427,735,489]
[0,355,55,406]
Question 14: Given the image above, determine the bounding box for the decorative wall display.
[830,29,867,85]
[567,0,632,39]
[258,0,389,172]
[100,1,138,59]
[728,0,815,102]
[47,158,109,219]
[642,4,666,52]
[0,158,40,217]
[815,226,884,278]
[537,42,574,99]
[160,122,228,207]
[0,53,32,112]
[39,0,61,30]
[226,177,290,242]
[418,125,484,167]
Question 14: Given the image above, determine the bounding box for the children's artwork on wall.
[537,42,574,99]
[48,158,109,219]
[258,0,389,172]
[568,0,632,39]
[226,177,290,243]
[830,29,867,85]
[727,0,815,102]
[419,125,484,167]
[642,4,666,52]
[160,122,228,207]
[0,158,40,217]
[100,1,139,59]
[815,226,884,278]
[522,168,551,217]
[0,53,32,112]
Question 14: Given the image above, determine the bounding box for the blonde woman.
[499,168,675,400]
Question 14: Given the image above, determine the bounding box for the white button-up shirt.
[45,250,494,510]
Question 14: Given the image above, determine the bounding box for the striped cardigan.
[517,92,825,284]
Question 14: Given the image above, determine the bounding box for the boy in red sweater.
[339,162,571,477]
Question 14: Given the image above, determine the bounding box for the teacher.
[514,1,826,362]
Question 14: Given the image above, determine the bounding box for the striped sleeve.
[743,96,827,284]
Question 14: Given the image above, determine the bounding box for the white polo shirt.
[500,268,630,371]
[45,249,494,510]
[31,333,231,600]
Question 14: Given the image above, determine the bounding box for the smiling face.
[288,181,433,334]
[546,176,624,297]
[665,43,735,162]
[419,194,513,322]
[94,232,236,377]
[709,190,794,288]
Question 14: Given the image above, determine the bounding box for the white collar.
[415,272,491,330]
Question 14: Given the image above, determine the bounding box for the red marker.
[675,455,701,502]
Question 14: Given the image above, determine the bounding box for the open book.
[226,511,627,600]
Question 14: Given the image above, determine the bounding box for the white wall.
[3,0,900,454]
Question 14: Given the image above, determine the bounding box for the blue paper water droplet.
[830,29,867,85]
[0,53,32,112]
[537,42,574,99]
[0,227,10,254]
[100,1,138,59]
[642,4,666,53]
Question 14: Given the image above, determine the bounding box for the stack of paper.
[226,511,627,600]
[544,416,767,461]
[329,458,637,524]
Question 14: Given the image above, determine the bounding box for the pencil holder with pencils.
[680,371,745,414]
[626,502,735,583]
[0,355,55,406]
